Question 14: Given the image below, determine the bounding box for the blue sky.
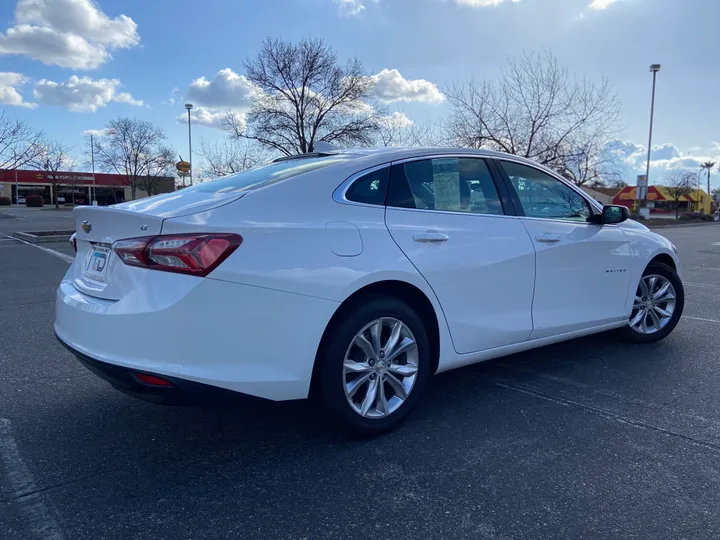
[1,0,718,186]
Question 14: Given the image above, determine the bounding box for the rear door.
[384,156,536,354]
[494,159,632,339]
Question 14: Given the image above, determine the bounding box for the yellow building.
[613,185,713,215]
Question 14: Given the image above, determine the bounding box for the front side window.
[344,167,389,205]
[500,161,591,221]
[387,157,504,215]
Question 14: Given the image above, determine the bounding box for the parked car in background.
[55,147,684,434]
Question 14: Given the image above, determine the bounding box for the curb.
[646,222,720,230]
[9,231,74,244]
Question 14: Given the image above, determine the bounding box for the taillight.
[112,233,242,276]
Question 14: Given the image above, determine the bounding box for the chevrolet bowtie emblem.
[81,221,91,233]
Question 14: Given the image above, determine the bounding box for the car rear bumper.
[56,333,257,405]
[54,266,339,401]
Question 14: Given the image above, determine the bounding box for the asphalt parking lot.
[1,209,720,540]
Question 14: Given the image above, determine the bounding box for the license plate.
[85,245,110,282]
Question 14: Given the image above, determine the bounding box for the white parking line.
[0,418,64,540]
[2,234,73,264]
[684,282,720,290]
[684,316,720,325]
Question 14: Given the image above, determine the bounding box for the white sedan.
[55,148,684,433]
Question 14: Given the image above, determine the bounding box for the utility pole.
[185,104,194,185]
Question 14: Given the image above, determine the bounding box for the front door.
[384,156,536,354]
[495,159,633,339]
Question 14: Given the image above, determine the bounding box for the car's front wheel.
[319,297,431,435]
[615,261,684,344]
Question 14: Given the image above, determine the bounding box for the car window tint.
[345,167,389,205]
[387,157,504,215]
[500,161,591,221]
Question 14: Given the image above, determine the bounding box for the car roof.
[282,146,543,169]
[273,146,561,183]
[334,146,509,160]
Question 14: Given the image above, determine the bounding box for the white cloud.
[176,106,246,131]
[456,0,521,7]
[83,128,109,137]
[186,69,258,108]
[333,0,366,16]
[603,140,720,180]
[0,0,139,70]
[0,71,37,108]
[33,75,143,112]
[589,0,619,9]
[164,87,183,107]
[180,69,258,132]
[113,92,143,106]
[379,111,414,128]
[371,69,445,104]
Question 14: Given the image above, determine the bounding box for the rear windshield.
[185,155,351,195]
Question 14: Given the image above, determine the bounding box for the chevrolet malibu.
[55,148,684,434]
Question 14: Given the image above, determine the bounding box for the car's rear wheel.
[615,262,684,344]
[319,297,430,435]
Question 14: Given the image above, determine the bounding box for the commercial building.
[0,169,175,206]
[612,185,713,215]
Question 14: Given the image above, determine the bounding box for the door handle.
[535,234,562,244]
[413,231,449,243]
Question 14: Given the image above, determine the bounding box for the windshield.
[184,156,351,195]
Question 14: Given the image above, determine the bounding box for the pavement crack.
[0,465,128,505]
[494,381,720,454]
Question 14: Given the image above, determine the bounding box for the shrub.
[25,194,44,207]
[0,196,10,206]
[679,212,714,222]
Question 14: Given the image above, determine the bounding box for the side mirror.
[601,205,629,224]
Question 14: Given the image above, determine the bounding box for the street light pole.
[185,103,194,185]
[643,64,661,217]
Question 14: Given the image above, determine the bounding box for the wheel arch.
[309,280,441,398]
[649,252,677,272]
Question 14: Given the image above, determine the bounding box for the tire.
[318,296,431,435]
[614,262,684,344]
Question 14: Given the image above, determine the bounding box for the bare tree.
[0,111,43,174]
[198,138,269,180]
[376,116,446,148]
[665,170,694,219]
[91,118,175,200]
[221,37,382,156]
[31,140,74,208]
[136,145,175,196]
[608,178,628,189]
[444,51,621,185]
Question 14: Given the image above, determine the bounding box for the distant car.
[17,197,25,204]
[55,148,684,433]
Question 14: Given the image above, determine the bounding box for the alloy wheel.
[343,317,419,419]
[629,274,676,334]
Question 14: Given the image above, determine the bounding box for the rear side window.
[185,156,351,195]
[387,157,504,215]
[345,167,389,205]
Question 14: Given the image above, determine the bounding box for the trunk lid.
[71,191,245,300]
